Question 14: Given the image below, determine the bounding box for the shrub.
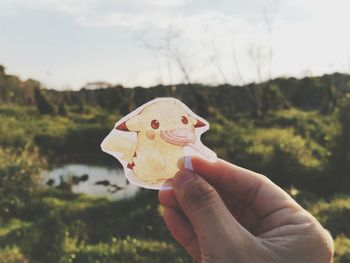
[245,128,328,190]
[0,246,29,263]
[0,147,43,219]
[334,235,350,263]
[34,88,57,115]
[306,195,350,238]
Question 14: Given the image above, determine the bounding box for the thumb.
[172,169,243,243]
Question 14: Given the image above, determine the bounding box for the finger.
[158,189,180,209]
[160,173,260,233]
[163,207,200,261]
[172,169,247,244]
[221,191,260,231]
[190,157,299,218]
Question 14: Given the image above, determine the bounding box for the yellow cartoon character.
[101,97,216,189]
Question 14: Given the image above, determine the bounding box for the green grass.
[1,187,349,262]
[64,237,190,263]
[0,189,191,263]
[0,103,350,262]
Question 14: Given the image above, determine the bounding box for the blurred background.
[0,0,350,262]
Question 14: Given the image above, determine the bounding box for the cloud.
[0,0,249,44]
[138,0,187,7]
[0,0,186,20]
[1,0,349,87]
[0,0,86,17]
[0,0,251,29]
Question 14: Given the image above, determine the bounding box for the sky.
[0,0,349,90]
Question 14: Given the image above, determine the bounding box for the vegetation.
[0,65,350,262]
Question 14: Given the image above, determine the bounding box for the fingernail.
[173,169,196,189]
[184,156,193,171]
[177,157,184,169]
[158,205,165,216]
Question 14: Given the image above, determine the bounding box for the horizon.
[2,65,350,91]
[0,0,349,90]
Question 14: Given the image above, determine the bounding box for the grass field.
[0,103,349,262]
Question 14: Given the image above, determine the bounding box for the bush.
[0,246,29,263]
[243,128,328,191]
[307,195,350,237]
[58,102,68,116]
[31,213,67,263]
[0,147,43,219]
[334,235,350,263]
[0,189,188,263]
[34,88,57,115]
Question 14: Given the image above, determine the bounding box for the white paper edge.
[101,97,217,190]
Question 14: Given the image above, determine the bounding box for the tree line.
[1,65,350,119]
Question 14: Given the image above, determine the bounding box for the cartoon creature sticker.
[101,97,217,190]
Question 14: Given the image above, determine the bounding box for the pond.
[41,164,140,200]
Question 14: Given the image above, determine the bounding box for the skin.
[159,157,334,263]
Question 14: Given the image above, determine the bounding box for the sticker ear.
[115,122,129,131]
[115,114,141,132]
[189,116,207,128]
[194,119,206,128]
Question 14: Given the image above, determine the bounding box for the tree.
[335,94,350,169]
[320,75,339,114]
[77,97,87,113]
[328,94,350,193]
[22,79,41,104]
[58,102,68,116]
[34,88,57,115]
[139,24,193,85]
[206,40,228,84]
[231,0,284,118]
[0,65,5,75]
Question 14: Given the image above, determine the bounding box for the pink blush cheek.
[146,130,156,140]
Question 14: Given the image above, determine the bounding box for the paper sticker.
[101,97,217,190]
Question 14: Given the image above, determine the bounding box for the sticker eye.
[151,119,160,129]
[181,116,188,125]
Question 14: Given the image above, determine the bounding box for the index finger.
[190,156,300,218]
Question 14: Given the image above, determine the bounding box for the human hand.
[159,157,334,263]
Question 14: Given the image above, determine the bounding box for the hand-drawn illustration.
[101,97,217,189]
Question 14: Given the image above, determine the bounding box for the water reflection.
[41,164,140,200]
